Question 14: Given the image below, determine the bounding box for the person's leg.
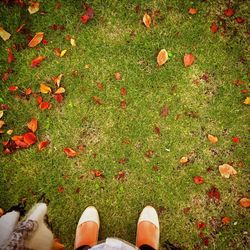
[136,206,160,250]
[74,206,100,250]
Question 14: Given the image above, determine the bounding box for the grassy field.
[0,0,249,249]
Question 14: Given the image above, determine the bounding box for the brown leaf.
[120,100,126,109]
[239,198,250,208]
[207,134,218,144]
[143,13,151,28]
[219,164,237,178]
[28,32,44,47]
[184,53,195,67]
[160,105,169,117]
[93,96,102,105]
[157,49,168,66]
[27,118,38,133]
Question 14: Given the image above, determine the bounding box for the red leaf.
[38,140,49,150]
[224,8,235,17]
[37,95,43,104]
[54,94,63,103]
[65,34,71,40]
[23,132,37,146]
[221,217,231,224]
[210,23,218,33]
[8,85,18,91]
[232,137,240,143]
[15,140,29,148]
[160,105,169,117]
[208,186,220,203]
[120,100,127,109]
[188,8,197,15]
[197,221,206,230]
[64,148,77,157]
[121,87,126,96]
[184,53,195,67]
[97,82,104,90]
[27,118,38,133]
[154,126,161,135]
[25,88,32,95]
[42,38,48,45]
[91,169,103,177]
[39,102,50,110]
[31,56,46,68]
[193,176,204,184]
[58,186,64,193]
[81,15,89,24]
[7,48,15,64]
[235,17,245,23]
[241,89,249,93]
[116,170,125,180]
[84,3,94,19]
[202,237,209,246]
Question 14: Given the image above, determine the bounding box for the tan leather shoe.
[136,206,160,250]
[74,206,100,249]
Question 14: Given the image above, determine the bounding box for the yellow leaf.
[55,87,65,94]
[70,38,76,47]
[180,156,189,164]
[40,83,52,94]
[143,13,151,28]
[219,164,237,178]
[157,49,168,66]
[207,134,218,144]
[243,97,250,105]
[7,129,13,135]
[0,27,11,41]
[0,111,3,119]
[60,50,67,57]
[28,2,40,14]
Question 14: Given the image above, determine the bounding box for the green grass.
[0,0,249,249]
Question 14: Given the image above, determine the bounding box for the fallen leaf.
[38,140,49,150]
[184,53,195,67]
[60,49,67,57]
[84,3,94,19]
[143,13,151,28]
[224,8,235,17]
[31,56,46,68]
[121,87,126,96]
[28,32,44,47]
[58,186,64,193]
[160,105,169,117]
[115,72,121,80]
[52,74,63,87]
[239,198,250,208]
[15,140,29,148]
[180,156,189,164]
[42,39,48,45]
[188,8,198,15]
[54,94,63,103]
[26,88,32,95]
[66,35,71,40]
[12,135,24,141]
[91,169,103,177]
[154,126,161,135]
[93,96,102,105]
[23,132,37,145]
[39,101,50,110]
[8,86,18,91]
[97,82,104,90]
[207,134,218,144]
[27,118,38,133]
[64,148,77,157]
[40,83,52,94]
[120,100,126,109]
[28,1,40,14]
[37,95,43,104]
[193,176,204,184]
[145,150,154,158]
[52,238,65,250]
[208,186,220,203]
[55,87,65,94]
[54,48,61,57]
[235,17,245,24]
[70,38,76,47]
[0,120,5,129]
[116,170,126,181]
[232,136,240,143]
[243,97,250,105]
[221,217,231,225]
[197,221,206,230]
[81,15,89,24]
[0,27,11,41]
[157,49,168,66]
[7,48,15,63]
[16,23,26,33]
[219,164,237,178]
[7,130,13,135]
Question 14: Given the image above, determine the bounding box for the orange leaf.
[52,238,65,250]
[64,148,77,157]
[193,176,204,184]
[27,118,38,133]
[23,132,37,145]
[31,56,46,68]
[188,8,198,15]
[28,32,44,47]
[218,164,237,178]
[26,88,32,95]
[114,72,121,80]
[52,74,63,87]
[28,1,40,14]
[38,140,49,150]
[184,53,195,67]
[54,48,61,57]
[12,135,24,141]
[15,140,29,148]
[121,87,126,96]
[58,186,64,193]
[97,82,104,91]
[239,198,250,208]
[207,134,218,144]
[180,156,189,164]
[8,86,18,91]
[157,49,168,66]
[143,13,151,28]
[221,217,231,225]
[40,83,52,94]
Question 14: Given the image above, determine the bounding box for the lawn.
[0,0,249,249]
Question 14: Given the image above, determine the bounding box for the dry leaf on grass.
[28,32,44,47]
[143,13,151,28]
[0,27,11,41]
[239,198,250,208]
[27,118,38,133]
[184,53,195,67]
[157,49,168,66]
[219,164,237,178]
[207,134,218,144]
[28,2,40,14]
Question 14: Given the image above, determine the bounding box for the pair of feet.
[74,206,160,250]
